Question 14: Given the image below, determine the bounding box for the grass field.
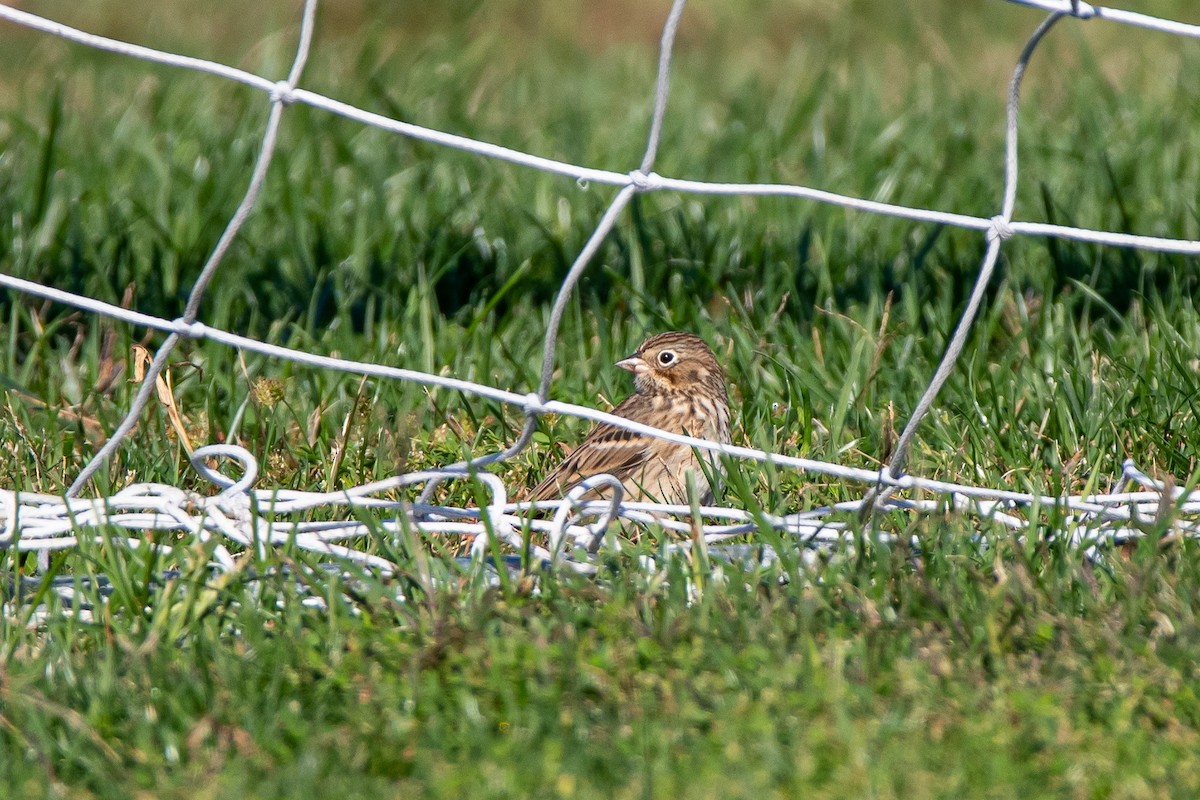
[4,0,1200,796]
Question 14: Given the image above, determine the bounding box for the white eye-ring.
[657,350,676,366]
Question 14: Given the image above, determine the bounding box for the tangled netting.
[3,0,1200,603]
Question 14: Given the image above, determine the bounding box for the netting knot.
[1069,1,1096,20]
[987,215,1015,242]
[627,170,658,191]
[524,392,549,416]
[270,80,297,105]
[175,319,207,339]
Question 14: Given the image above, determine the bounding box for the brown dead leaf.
[131,344,193,453]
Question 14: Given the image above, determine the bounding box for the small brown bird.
[528,331,732,505]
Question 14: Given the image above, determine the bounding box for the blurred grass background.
[3,1,1200,797]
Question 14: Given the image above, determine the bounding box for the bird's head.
[617,331,725,396]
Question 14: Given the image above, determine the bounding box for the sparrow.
[528,331,732,505]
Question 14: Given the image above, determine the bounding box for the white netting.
[2,0,1200,590]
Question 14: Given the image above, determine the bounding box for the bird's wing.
[527,402,655,501]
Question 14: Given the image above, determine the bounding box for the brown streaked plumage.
[528,332,731,505]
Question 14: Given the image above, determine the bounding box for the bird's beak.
[617,355,649,375]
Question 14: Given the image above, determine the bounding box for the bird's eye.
[658,350,676,366]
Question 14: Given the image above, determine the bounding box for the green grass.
[4,0,1200,796]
